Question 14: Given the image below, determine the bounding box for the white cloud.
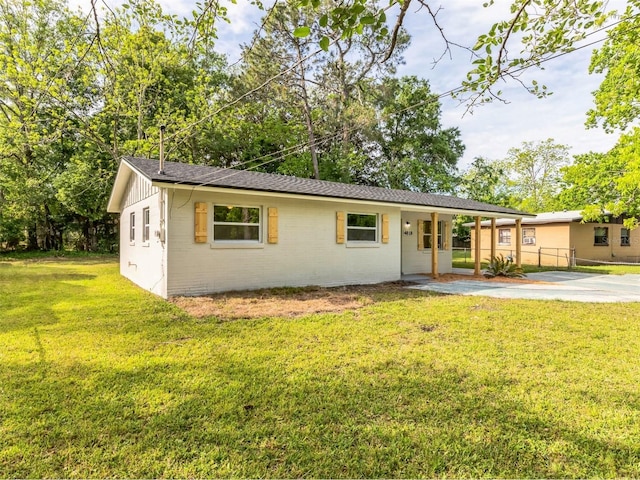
[395,0,624,167]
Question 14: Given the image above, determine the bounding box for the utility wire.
[162,16,637,194]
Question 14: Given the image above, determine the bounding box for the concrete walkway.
[404,270,640,303]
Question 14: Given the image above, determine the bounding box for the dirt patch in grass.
[171,282,417,319]
[171,275,549,320]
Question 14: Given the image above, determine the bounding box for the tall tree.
[370,76,464,193]
[458,157,511,207]
[586,0,640,132]
[560,130,640,229]
[0,0,90,249]
[291,0,611,105]
[501,139,570,213]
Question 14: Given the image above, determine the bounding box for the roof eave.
[106,160,133,213]
[150,180,531,218]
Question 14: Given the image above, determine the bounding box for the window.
[142,207,150,242]
[621,228,630,246]
[498,228,511,245]
[129,212,135,242]
[347,213,377,242]
[213,205,261,242]
[594,227,608,246]
[522,227,536,245]
[422,220,444,249]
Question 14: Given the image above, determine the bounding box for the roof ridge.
[122,156,530,217]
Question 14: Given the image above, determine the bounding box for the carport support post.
[431,212,439,279]
[515,218,522,268]
[490,218,496,261]
[474,216,482,276]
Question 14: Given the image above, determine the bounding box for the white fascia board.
[152,181,531,219]
[106,161,133,213]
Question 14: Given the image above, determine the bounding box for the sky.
[85,0,625,169]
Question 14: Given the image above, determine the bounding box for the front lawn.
[1,258,640,477]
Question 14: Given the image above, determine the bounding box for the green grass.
[453,250,640,275]
[2,258,640,477]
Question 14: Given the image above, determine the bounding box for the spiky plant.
[483,254,525,278]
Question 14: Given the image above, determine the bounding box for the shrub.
[483,254,525,278]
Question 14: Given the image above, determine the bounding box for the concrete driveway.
[405,271,640,303]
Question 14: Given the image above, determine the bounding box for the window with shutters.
[422,220,443,249]
[213,205,261,242]
[347,213,377,242]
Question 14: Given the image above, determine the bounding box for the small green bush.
[483,254,525,278]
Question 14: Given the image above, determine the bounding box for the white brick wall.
[119,183,167,297]
[165,189,403,296]
[400,211,453,275]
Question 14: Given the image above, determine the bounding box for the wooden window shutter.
[417,220,424,250]
[336,211,345,244]
[194,202,208,243]
[268,207,278,244]
[381,214,389,244]
[443,221,450,250]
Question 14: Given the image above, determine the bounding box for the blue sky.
[86,0,624,168]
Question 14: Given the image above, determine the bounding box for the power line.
[162,16,637,194]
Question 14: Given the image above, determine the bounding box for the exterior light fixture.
[404,221,413,235]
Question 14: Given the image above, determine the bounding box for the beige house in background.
[468,211,640,267]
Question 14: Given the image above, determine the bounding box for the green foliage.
[0,0,230,251]
[560,129,640,229]
[371,76,464,193]
[502,139,571,213]
[464,0,608,105]
[3,258,640,477]
[455,157,514,240]
[483,253,525,278]
[587,0,640,132]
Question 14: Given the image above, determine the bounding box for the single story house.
[107,157,529,297]
[467,210,640,267]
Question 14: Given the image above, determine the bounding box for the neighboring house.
[107,157,527,297]
[468,210,640,267]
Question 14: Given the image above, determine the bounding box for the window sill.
[498,243,511,246]
[593,244,609,247]
[210,242,264,249]
[141,241,150,247]
[129,241,135,246]
[346,242,380,248]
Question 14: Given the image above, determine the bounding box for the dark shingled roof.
[125,156,529,217]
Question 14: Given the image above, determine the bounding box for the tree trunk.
[294,40,320,180]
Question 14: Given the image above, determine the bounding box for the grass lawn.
[2,257,640,477]
[453,249,640,275]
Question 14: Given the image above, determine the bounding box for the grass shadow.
[2,353,638,478]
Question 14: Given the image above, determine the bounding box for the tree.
[455,156,513,241]
[501,139,570,213]
[0,0,90,249]
[370,76,464,192]
[235,0,408,181]
[586,0,640,132]
[292,0,610,105]
[560,129,640,229]
[458,157,511,207]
